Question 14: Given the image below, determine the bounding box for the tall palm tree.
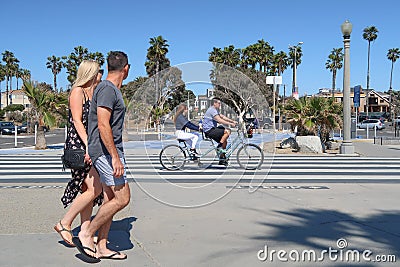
[222,45,241,67]
[387,48,400,122]
[209,47,224,64]
[363,25,379,114]
[387,48,400,91]
[256,39,274,73]
[2,51,19,106]
[63,46,104,86]
[46,55,63,92]
[288,45,303,97]
[20,69,31,82]
[0,64,5,104]
[145,36,170,108]
[325,48,344,98]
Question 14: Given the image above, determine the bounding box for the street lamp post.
[339,20,355,155]
[290,42,303,99]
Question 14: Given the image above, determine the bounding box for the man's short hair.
[212,97,222,104]
[107,51,128,72]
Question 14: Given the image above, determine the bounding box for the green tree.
[23,81,68,149]
[387,48,400,91]
[46,55,63,92]
[285,96,342,144]
[0,64,5,100]
[62,46,105,86]
[325,48,344,98]
[387,48,400,121]
[121,76,149,102]
[20,69,31,82]
[3,104,24,112]
[363,25,378,114]
[209,47,224,64]
[2,50,20,105]
[288,45,303,96]
[145,36,170,112]
[256,39,274,73]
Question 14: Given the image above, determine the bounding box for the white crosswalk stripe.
[1,153,400,184]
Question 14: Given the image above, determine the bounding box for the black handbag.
[61,148,86,170]
[61,91,88,171]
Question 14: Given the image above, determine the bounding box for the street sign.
[266,76,282,85]
[353,85,361,108]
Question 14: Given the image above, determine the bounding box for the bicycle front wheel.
[159,145,187,170]
[237,144,264,170]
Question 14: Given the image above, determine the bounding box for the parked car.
[357,119,385,130]
[18,121,49,133]
[0,121,20,135]
[262,118,274,129]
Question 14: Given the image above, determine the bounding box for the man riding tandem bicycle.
[159,108,264,171]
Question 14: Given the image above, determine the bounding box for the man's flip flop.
[72,237,100,263]
[99,251,127,260]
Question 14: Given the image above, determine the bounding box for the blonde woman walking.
[54,60,103,247]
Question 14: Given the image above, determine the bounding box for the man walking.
[73,51,130,260]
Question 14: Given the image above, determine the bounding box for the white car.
[357,119,385,130]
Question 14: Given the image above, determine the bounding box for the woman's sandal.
[54,220,75,247]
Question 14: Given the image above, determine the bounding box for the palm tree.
[63,46,105,86]
[288,45,303,97]
[46,55,63,92]
[285,96,342,144]
[0,64,5,103]
[363,25,379,114]
[325,48,344,98]
[145,36,170,108]
[23,81,67,149]
[2,51,19,106]
[387,48,400,122]
[20,69,31,82]
[256,39,274,73]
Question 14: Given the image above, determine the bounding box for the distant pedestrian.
[54,60,103,247]
[72,51,130,260]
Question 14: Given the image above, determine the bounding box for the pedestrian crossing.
[0,153,400,184]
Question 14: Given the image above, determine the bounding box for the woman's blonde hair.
[73,60,100,88]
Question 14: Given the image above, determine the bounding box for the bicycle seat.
[177,139,186,143]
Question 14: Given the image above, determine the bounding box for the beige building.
[1,89,31,109]
[316,88,393,113]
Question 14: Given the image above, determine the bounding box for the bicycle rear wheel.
[237,144,264,170]
[159,145,187,170]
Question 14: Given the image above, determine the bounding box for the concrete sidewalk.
[1,182,400,266]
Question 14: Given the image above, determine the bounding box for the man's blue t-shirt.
[202,106,219,132]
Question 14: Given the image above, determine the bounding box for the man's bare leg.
[78,182,130,257]
[95,185,127,259]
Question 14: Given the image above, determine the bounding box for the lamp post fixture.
[290,42,303,99]
[339,20,355,155]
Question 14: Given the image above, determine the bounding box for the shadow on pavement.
[249,209,400,264]
[72,216,137,252]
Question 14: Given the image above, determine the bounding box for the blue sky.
[1,0,400,97]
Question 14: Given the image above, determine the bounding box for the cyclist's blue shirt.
[203,106,219,132]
